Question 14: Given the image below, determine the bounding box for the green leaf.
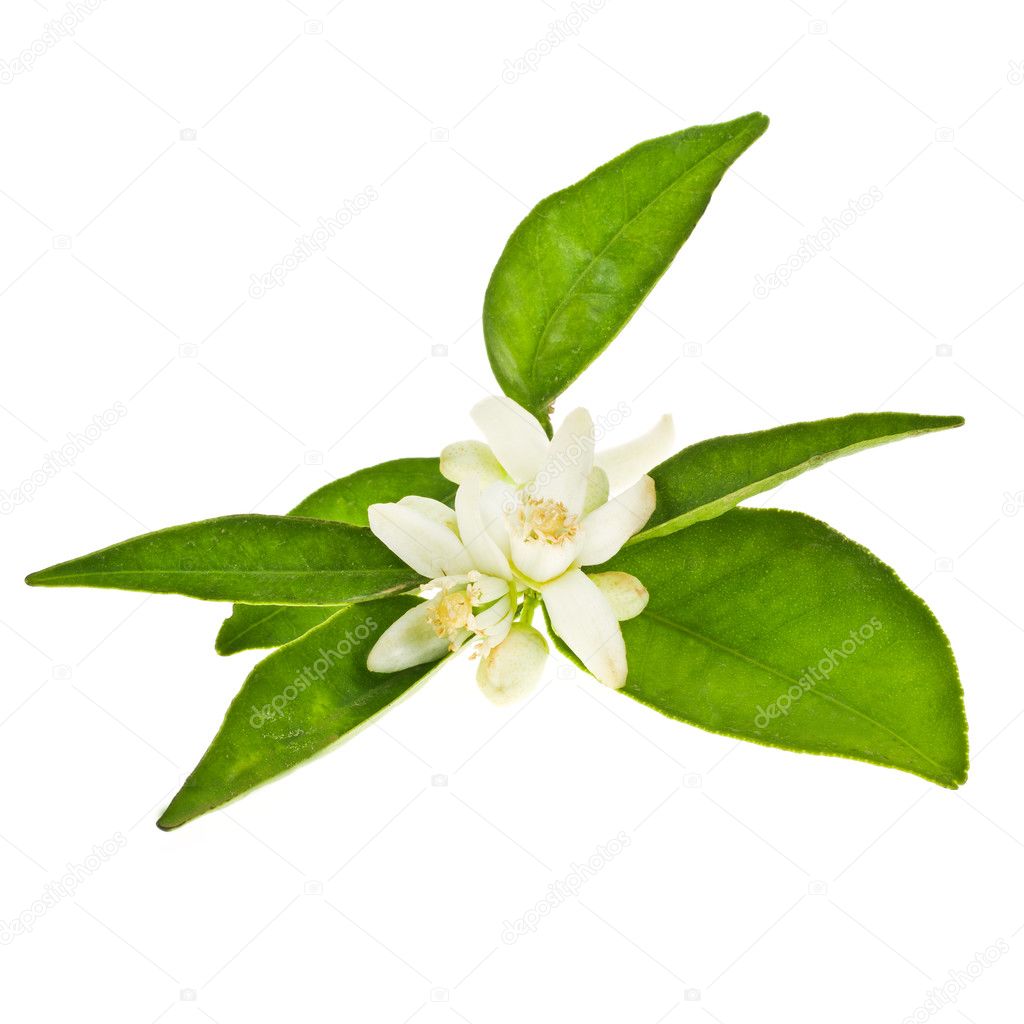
[26,515,420,605]
[483,113,769,425]
[634,412,964,544]
[216,604,345,656]
[289,457,455,525]
[217,457,455,654]
[159,596,445,829]
[598,509,967,787]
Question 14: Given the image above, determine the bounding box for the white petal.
[596,414,675,494]
[472,573,512,604]
[476,624,548,705]
[480,481,516,558]
[541,568,627,688]
[579,476,656,566]
[509,533,579,584]
[366,598,458,672]
[589,572,649,620]
[454,479,512,579]
[398,495,457,531]
[439,440,507,486]
[584,466,610,515]
[481,609,514,650]
[471,595,512,633]
[368,502,474,578]
[530,407,594,515]
[471,397,549,483]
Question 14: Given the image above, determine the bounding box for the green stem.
[518,589,540,624]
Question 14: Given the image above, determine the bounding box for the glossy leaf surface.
[483,113,769,424]
[596,510,968,787]
[26,515,419,605]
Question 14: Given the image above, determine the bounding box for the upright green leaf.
[216,458,455,654]
[26,515,420,605]
[633,412,964,544]
[596,509,968,787]
[483,113,769,425]
[159,597,445,829]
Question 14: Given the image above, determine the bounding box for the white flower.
[438,397,672,689]
[365,492,517,675]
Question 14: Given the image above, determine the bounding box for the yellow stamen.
[514,496,580,545]
[426,590,473,651]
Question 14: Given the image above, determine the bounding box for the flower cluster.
[366,397,673,703]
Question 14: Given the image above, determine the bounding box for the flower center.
[427,590,473,648]
[513,496,580,545]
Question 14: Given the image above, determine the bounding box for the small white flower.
[365,492,517,674]
[438,397,670,689]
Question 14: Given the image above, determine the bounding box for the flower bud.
[476,623,549,706]
[588,571,649,620]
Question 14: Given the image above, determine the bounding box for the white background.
[1,1,1022,1021]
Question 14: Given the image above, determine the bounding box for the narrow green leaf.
[217,457,454,654]
[159,596,445,829]
[216,604,345,656]
[633,412,964,544]
[26,515,420,605]
[483,113,769,424]
[598,509,967,787]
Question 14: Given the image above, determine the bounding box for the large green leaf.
[633,412,964,544]
[26,515,420,605]
[216,457,455,654]
[159,596,445,829]
[596,509,968,787]
[483,113,769,426]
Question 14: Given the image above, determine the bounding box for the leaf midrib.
[526,126,760,390]
[34,568,410,578]
[641,609,954,779]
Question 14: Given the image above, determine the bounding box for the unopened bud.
[477,623,548,705]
